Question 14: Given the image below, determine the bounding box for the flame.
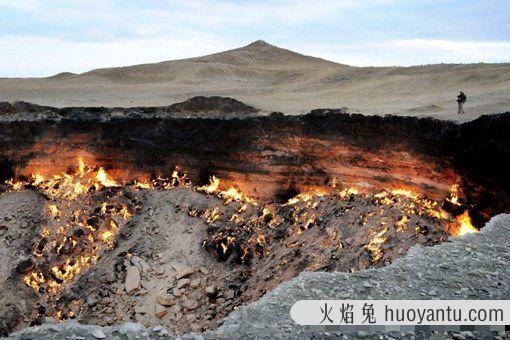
[199,176,220,194]
[390,188,418,199]
[48,205,60,219]
[96,168,118,187]
[100,230,115,245]
[32,173,45,186]
[455,211,478,236]
[364,227,388,262]
[221,187,258,205]
[286,190,327,206]
[77,158,86,177]
[447,183,462,206]
[395,215,409,232]
[5,178,24,191]
[198,175,258,205]
[338,187,359,198]
[5,155,482,320]
[120,205,132,219]
[220,242,228,254]
[204,207,221,224]
[16,158,137,308]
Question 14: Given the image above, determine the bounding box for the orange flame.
[455,211,478,236]
[96,168,118,187]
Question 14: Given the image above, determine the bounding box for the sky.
[0,0,509,77]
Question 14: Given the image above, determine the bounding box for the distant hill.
[1,40,509,121]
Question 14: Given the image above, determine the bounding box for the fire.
[3,155,484,325]
[32,173,45,186]
[447,183,462,206]
[4,178,24,191]
[221,187,258,205]
[390,188,418,199]
[100,230,115,245]
[77,158,86,177]
[454,211,478,236]
[395,215,409,232]
[134,180,153,189]
[199,176,220,194]
[338,187,359,198]
[96,167,118,187]
[286,190,327,206]
[364,227,389,263]
[120,205,132,219]
[198,175,258,205]
[48,205,61,219]
[7,158,138,314]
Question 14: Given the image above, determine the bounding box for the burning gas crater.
[3,158,476,328]
[194,178,475,265]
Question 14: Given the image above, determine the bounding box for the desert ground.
[1,40,509,122]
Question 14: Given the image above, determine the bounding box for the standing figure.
[457,91,467,114]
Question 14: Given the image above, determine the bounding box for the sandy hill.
[1,40,509,121]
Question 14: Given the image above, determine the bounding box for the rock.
[90,329,106,339]
[199,267,209,275]
[173,287,183,297]
[190,278,201,288]
[154,304,167,318]
[105,316,115,325]
[118,323,144,335]
[186,313,197,321]
[86,295,98,307]
[460,331,474,338]
[155,266,166,276]
[182,299,199,310]
[177,278,191,289]
[220,300,233,310]
[131,256,149,273]
[357,330,368,338]
[134,313,144,323]
[125,266,140,295]
[224,289,235,300]
[205,286,216,296]
[16,258,35,273]
[175,267,194,279]
[105,270,117,284]
[134,305,146,315]
[156,294,175,306]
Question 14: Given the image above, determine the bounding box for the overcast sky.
[1,0,509,77]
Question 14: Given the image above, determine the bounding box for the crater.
[0,98,509,335]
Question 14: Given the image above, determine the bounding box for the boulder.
[125,266,140,295]
[156,294,175,307]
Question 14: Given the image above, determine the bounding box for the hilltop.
[1,40,509,121]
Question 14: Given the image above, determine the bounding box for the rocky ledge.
[0,96,261,121]
[6,214,510,339]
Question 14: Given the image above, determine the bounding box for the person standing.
[457,91,467,114]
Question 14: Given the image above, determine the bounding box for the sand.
[1,40,509,122]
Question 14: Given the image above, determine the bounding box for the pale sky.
[1,0,509,77]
